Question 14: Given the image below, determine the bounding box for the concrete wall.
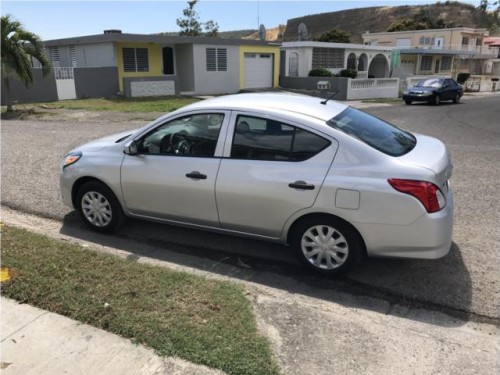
[192,44,240,95]
[123,76,178,97]
[175,44,195,93]
[74,67,119,98]
[1,68,58,104]
[279,76,349,100]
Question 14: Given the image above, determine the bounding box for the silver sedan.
[60,93,454,275]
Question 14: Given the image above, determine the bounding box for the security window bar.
[440,56,452,71]
[206,48,227,71]
[420,55,433,71]
[48,46,60,67]
[69,45,77,67]
[122,47,149,72]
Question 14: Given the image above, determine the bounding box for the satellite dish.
[258,24,266,41]
[298,23,308,41]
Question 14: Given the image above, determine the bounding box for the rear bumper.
[356,187,454,259]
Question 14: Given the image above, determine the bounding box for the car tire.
[76,181,125,232]
[433,94,441,105]
[290,215,364,275]
[453,93,461,104]
[405,100,412,105]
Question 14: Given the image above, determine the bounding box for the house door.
[289,52,299,77]
[434,60,440,73]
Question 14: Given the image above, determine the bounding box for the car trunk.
[399,134,453,192]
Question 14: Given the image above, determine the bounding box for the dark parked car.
[403,78,463,105]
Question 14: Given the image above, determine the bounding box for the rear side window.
[327,107,416,156]
[232,115,330,161]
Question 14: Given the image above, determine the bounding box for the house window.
[420,55,433,71]
[122,47,149,72]
[69,45,77,67]
[440,56,452,71]
[476,38,482,46]
[48,46,60,67]
[312,48,345,69]
[461,37,469,49]
[206,48,227,71]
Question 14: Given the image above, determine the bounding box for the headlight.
[403,91,409,95]
[62,152,82,168]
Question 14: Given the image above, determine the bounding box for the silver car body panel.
[60,93,454,259]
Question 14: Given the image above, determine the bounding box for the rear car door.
[215,113,338,238]
[120,112,229,226]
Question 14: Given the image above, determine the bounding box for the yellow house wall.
[239,45,280,89]
[116,42,163,93]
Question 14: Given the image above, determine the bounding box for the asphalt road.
[1,96,499,324]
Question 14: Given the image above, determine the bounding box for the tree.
[1,15,51,112]
[315,28,350,43]
[177,0,219,37]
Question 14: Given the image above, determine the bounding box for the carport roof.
[44,33,280,47]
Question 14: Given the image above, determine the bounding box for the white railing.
[53,67,74,80]
[346,78,399,100]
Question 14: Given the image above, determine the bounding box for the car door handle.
[288,181,315,190]
[186,171,207,180]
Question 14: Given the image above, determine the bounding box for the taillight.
[388,179,446,213]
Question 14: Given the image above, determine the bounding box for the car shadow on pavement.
[61,213,472,328]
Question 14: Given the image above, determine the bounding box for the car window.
[327,107,416,157]
[138,113,223,157]
[232,115,330,161]
[416,79,442,88]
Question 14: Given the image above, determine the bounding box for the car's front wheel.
[405,99,412,105]
[290,216,364,275]
[432,94,441,105]
[453,93,461,103]
[76,181,124,232]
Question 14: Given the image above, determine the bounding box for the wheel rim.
[435,95,440,105]
[301,225,349,270]
[81,191,112,227]
[455,94,460,103]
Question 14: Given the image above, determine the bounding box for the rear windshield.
[327,107,416,156]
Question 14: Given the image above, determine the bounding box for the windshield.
[327,107,416,156]
[416,79,443,88]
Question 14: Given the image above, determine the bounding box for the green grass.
[17,96,200,113]
[1,226,279,375]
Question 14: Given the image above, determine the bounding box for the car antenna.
[320,90,341,105]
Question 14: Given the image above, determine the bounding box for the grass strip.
[1,226,279,375]
[16,96,199,113]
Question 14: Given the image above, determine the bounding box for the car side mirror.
[124,140,139,155]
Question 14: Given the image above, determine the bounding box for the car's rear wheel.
[290,216,364,275]
[453,93,461,103]
[76,181,124,232]
[405,100,412,105]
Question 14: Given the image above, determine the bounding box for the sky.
[1,0,482,41]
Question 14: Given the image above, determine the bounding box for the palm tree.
[1,14,51,112]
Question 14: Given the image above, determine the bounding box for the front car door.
[215,112,338,238]
[120,111,229,226]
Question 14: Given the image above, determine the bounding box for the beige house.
[362,28,496,78]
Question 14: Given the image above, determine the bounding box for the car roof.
[181,92,349,122]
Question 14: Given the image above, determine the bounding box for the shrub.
[308,68,333,77]
[457,73,470,84]
[339,69,357,78]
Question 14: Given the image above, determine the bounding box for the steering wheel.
[169,132,191,155]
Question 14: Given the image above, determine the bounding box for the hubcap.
[301,225,349,270]
[81,191,112,227]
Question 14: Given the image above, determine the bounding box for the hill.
[283,2,489,43]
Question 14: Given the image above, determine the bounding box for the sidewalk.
[1,298,225,375]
